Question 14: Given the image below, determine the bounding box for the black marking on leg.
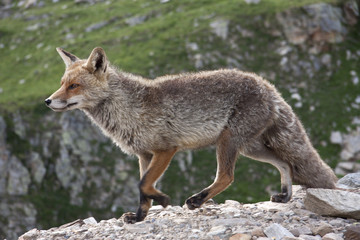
[271,185,291,203]
[185,190,209,210]
[138,172,170,208]
[135,206,148,222]
[148,193,170,208]
[281,185,288,194]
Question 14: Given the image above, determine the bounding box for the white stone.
[276,46,292,56]
[210,19,229,40]
[186,42,199,51]
[257,201,288,212]
[224,199,241,207]
[291,93,302,101]
[322,232,344,240]
[124,222,150,233]
[150,205,164,211]
[299,235,321,240]
[330,131,342,144]
[207,225,227,236]
[264,223,294,239]
[83,217,97,225]
[244,0,261,4]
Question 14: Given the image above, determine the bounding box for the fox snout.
[45,98,52,106]
[45,94,82,112]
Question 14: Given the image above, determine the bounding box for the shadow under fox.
[46,47,337,224]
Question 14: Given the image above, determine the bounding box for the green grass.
[0,0,337,110]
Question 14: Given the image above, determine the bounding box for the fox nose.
[45,99,52,106]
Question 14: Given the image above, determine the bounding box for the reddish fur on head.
[45,47,109,112]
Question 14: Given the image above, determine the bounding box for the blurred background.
[0,0,359,239]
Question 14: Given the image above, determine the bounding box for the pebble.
[312,222,333,236]
[322,232,344,240]
[229,233,251,240]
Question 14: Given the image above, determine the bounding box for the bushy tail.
[264,106,337,189]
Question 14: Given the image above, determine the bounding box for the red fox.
[46,47,337,224]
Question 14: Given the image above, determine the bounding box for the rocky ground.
[19,174,360,240]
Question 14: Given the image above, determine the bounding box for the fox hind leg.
[242,139,293,203]
[186,128,238,210]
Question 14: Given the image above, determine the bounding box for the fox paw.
[271,193,291,203]
[122,212,137,224]
[185,195,204,210]
[150,193,170,208]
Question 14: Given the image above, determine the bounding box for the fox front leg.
[122,148,177,224]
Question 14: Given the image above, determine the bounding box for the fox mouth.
[49,102,78,112]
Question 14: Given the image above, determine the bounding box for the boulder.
[304,188,360,219]
[337,172,360,189]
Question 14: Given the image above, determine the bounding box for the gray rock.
[290,226,312,237]
[277,3,347,46]
[85,21,109,32]
[244,0,261,4]
[83,217,97,225]
[264,223,294,239]
[339,128,360,161]
[13,111,26,139]
[7,156,31,195]
[29,152,46,184]
[125,15,146,26]
[282,237,302,240]
[322,232,344,240]
[312,222,333,236]
[299,235,321,240]
[337,172,360,189]
[210,19,229,40]
[207,225,227,236]
[124,222,151,233]
[330,131,342,144]
[344,225,360,240]
[304,188,360,219]
[1,200,37,240]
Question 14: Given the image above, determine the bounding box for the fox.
[45,47,337,224]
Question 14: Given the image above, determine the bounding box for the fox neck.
[82,70,150,153]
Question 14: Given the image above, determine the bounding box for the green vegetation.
[0,0,338,108]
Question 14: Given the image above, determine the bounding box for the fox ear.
[56,48,80,68]
[84,47,108,74]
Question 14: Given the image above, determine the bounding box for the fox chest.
[107,126,160,155]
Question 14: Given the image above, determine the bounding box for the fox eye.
[68,83,79,90]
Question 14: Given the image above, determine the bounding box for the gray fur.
[89,68,336,187]
[47,47,337,208]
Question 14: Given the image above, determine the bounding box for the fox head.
[45,47,109,112]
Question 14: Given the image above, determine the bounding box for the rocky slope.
[0,0,359,239]
[19,174,360,240]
